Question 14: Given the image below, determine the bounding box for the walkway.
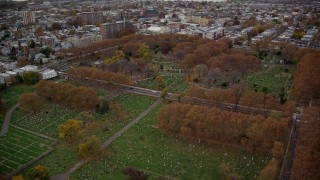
[0,104,19,136]
[51,100,160,180]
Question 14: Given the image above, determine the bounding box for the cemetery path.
[0,104,18,136]
[51,99,160,180]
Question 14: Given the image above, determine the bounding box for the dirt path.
[0,104,19,136]
[51,100,160,180]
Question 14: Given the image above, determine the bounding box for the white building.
[68,34,102,47]
[0,73,12,84]
[19,65,38,74]
[204,26,225,39]
[40,69,58,80]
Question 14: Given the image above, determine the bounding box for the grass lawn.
[137,75,188,93]
[11,103,80,139]
[245,67,293,97]
[70,105,266,180]
[0,84,35,122]
[22,93,156,176]
[0,127,54,174]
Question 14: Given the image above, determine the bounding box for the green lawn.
[22,93,156,176]
[0,84,35,122]
[11,103,80,139]
[137,75,188,93]
[245,67,293,97]
[0,127,54,174]
[70,105,266,180]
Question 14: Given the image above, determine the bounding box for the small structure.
[40,69,58,80]
[0,73,11,84]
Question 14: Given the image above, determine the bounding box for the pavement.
[0,104,19,136]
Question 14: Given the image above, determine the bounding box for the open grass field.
[22,93,156,176]
[70,105,266,180]
[137,75,188,93]
[11,103,80,138]
[0,127,54,174]
[0,85,34,122]
[245,66,293,97]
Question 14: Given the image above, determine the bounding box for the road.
[0,104,19,136]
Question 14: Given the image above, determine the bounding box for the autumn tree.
[17,58,29,68]
[155,75,166,90]
[36,80,100,111]
[12,175,24,180]
[76,111,94,127]
[291,107,320,179]
[257,159,279,180]
[292,52,320,106]
[28,165,49,180]
[231,80,247,109]
[96,97,110,114]
[18,93,41,113]
[58,119,81,142]
[157,103,288,154]
[272,141,284,159]
[51,22,62,30]
[78,135,102,158]
[281,43,299,63]
[219,163,241,180]
[35,26,44,38]
[137,43,152,60]
[67,67,132,85]
[110,100,124,119]
[21,71,41,84]
[160,88,168,102]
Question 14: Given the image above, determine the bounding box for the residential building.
[38,36,55,46]
[80,12,105,25]
[40,69,57,80]
[68,34,102,47]
[186,16,213,26]
[22,11,36,25]
[204,26,225,39]
[100,21,134,39]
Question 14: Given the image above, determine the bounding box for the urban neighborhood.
[0,0,319,179]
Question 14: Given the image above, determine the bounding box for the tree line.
[157,103,289,154]
[292,107,320,179]
[67,67,133,85]
[185,86,295,114]
[36,80,99,111]
[292,52,320,106]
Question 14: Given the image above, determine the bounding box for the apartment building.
[80,12,105,25]
[100,21,133,39]
[68,34,102,47]
[22,11,36,25]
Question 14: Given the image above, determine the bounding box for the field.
[0,85,34,122]
[245,66,293,97]
[0,127,54,174]
[11,103,80,138]
[137,75,188,93]
[70,105,266,179]
[22,93,156,176]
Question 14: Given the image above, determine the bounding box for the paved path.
[0,104,19,136]
[51,100,160,180]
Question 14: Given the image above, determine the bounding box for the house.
[0,73,12,84]
[40,69,57,80]
[19,65,38,73]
